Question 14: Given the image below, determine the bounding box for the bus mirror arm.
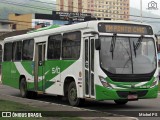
[95,39,101,50]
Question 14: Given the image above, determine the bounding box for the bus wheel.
[68,81,84,106]
[20,78,28,98]
[114,100,128,105]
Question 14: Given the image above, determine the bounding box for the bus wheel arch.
[19,76,28,98]
[64,77,84,106]
[19,75,26,89]
[19,75,37,98]
[63,77,75,97]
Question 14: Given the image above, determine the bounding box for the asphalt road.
[0,84,160,120]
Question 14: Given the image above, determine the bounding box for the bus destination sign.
[98,23,153,35]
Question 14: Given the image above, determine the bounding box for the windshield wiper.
[133,35,143,57]
[110,33,117,59]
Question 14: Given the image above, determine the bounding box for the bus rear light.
[99,76,113,89]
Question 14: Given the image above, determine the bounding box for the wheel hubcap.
[69,88,77,101]
[21,83,25,96]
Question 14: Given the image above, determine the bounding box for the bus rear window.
[4,43,12,61]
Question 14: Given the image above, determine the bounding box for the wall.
[8,13,33,30]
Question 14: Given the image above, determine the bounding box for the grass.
[158,83,160,91]
[0,100,82,120]
[0,100,41,111]
[0,100,44,120]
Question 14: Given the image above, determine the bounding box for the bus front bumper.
[95,85,158,101]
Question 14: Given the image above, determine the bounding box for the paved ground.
[0,84,139,120]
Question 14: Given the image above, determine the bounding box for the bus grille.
[108,76,152,82]
[116,90,148,98]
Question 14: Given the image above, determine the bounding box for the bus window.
[47,35,62,59]
[4,43,12,61]
[0,44,2,62]
[13,41,22,61]
[62,31,81,59]
[22,39,34,60]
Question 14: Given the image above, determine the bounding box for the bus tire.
[20,78,28,98]
[28,91,37,99]
[114,100,128,105]
[68,81,84,106]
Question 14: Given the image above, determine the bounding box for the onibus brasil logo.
[147,1,158,10]
[1,112,42,118]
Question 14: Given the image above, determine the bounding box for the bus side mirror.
[95,39,101,50]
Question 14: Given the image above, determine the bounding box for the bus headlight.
[150,76,159,88]
[99,76,113,89]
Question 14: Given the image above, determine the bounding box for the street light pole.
[140,0,143,22]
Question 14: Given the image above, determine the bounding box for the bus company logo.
[2,112,11,117]
[52,66,60,74]
[147,1,158,10]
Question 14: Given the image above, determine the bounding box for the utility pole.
[140,0,143,22]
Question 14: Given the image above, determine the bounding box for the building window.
[62,31,81,59]
[47,35,62,59]
[12,24,17,30]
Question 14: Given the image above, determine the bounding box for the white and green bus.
[2,21,159,106]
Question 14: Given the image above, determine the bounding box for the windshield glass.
[100,36,156,74]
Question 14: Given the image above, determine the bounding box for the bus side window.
[47,34,62,59]
[13,41,22,61]
[22,39,34,60]
[62,31,81,59]
[4,43,12,61]
[0,44,2,62]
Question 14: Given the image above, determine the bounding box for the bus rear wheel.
[68,81,84,106]
[114,100,128,105]
[20,78,37,98]
[20,78,28,98]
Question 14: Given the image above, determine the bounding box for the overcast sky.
[130,0,160,16]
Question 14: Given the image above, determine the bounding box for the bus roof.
[4,20,152,43]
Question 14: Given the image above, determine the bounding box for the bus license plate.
[127,95,138,100]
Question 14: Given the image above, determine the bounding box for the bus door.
[84,37,95,98]
[34,43,46,92]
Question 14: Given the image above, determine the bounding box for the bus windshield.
[100,36,156,74]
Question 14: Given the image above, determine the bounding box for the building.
[0,20,15,78]
[8,13,54,31]
[94,0,130,20]
[56,0,130,20]
[0,20,14,37]
[57,0,84,13]
[0,20,14,63]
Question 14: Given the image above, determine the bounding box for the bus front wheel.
[68,81,84,106]
[114,100,128,105]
